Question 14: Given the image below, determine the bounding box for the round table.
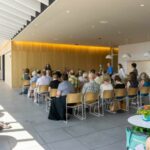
[128,115,150,129]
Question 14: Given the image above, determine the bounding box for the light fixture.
[122,53,132,59]
[144,51,150,57]
[66,10,70,14]
[99,20,108,24]
[105,54,112,59]
[140,4,144,7]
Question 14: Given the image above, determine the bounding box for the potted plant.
[137,106,150,121]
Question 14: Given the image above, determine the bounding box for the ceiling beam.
[0,3,31,21]
[37,0,49,6]
[0,23,22,31]
[14,0,41,12]
[0,18,23,29]
[0,0,36,17]
[0,11,27,25]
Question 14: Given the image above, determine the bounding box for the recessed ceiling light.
[140,4,144,7]
[99,20,108,24]
[66,10,70,14]
[91,25,95,29]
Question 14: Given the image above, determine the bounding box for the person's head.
[118,64,123,69]
[24,68,30,74]
[83,72,88,79]
[61,73,68,81]
[37,70,41,75]
[45,64,51,70]
[55,70,62,78]
[139,72,150,82]
[46,70,52,76]
[128,72,137,82]
[52,72,58,80]
[103,74,111,83]
[42,70,46,76]
[107,62,111,67]
[90,69,96,74]
[114,75,122,82]
[131,63,137,69]
[32,71,37,77]
[88,72,95,81]
[78,70,83,76]
[69,69,75,76]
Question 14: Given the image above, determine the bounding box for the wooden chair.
[45,89,57,112]
[114,88,128,111]
[31,82,36,89]
[139,87,150,106]
[37,85,49,103]
[66,93,83,123]
[127,88,139,109]
[83,92,101,119]
[22,80,30,87]
[102,90,114,114]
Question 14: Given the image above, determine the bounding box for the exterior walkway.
[0,82,134,150]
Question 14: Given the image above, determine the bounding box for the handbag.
[126,127,149,150]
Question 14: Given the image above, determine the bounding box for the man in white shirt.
[34,70,50,103]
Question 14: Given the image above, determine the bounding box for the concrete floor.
[0,82,135,150]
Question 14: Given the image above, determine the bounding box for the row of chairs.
[22,80,150,123]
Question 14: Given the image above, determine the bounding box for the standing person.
[107,62,113,76]
[45,64,52,71]
[118,64,126,80]
[131,63,138,78]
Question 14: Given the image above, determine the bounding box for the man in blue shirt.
[107,62,113,76]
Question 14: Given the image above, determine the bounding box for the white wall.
[0,41,12,87]
[119,41,150,75]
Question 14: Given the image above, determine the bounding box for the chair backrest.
[66,93,82,104]
[31,82,36,89]
[114,88,126,97]
[39,85,49,93]
[127,88,138,96]
[140,87,150,94]
[84,92,99,103]
[103,90,114,99]
[22,80,30,86]
[50,89,57,97]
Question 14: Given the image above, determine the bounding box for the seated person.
[139,72,150,88]
[49,72,60,90]
[82,72,99,94]
[100,74,113,99]
[127,72,138,88]
[48,73,74,120]
[34,70,50,103]
[27,71,38,98]
[114,75,125,89]
[95,72,104,85]
[68,69,78,89]
[20,68,31,95]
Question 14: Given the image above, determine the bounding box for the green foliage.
[137,109,150,117]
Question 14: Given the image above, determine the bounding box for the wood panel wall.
[12,41,118,88]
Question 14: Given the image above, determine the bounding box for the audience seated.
[95,72,104,85]
[114,75,125,89]
[49,72,60,90]
[139,72,150,88]
[48,73,75,120]
[27,71,38,98]
[46,70,52,83]
[127,72,139,88]
[82,72,99,94]
[100,74,113,98]
[37,70,41,78]
[68,69,78,89]
[34,70,50,103]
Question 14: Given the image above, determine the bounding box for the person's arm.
[56,84,62,97]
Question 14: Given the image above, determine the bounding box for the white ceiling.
[0,0,50,45]
[3,0,150,46]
